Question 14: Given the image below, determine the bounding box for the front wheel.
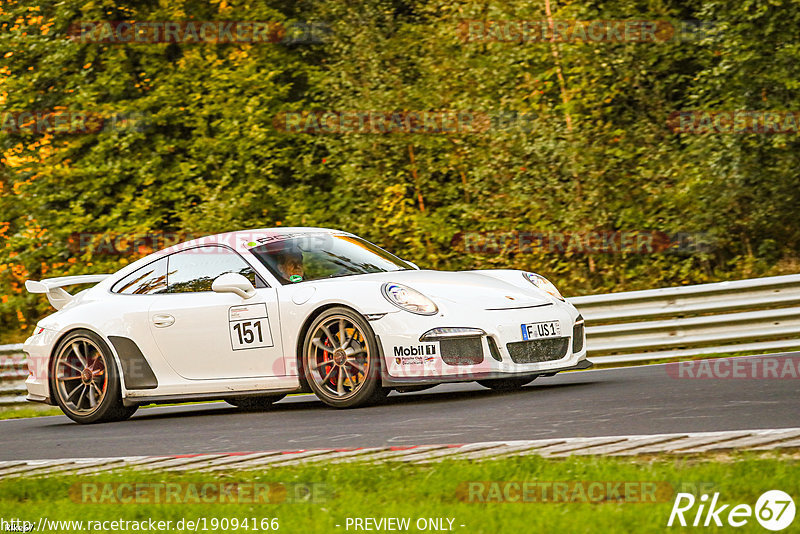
[477,376,536,391]
[302,307,385,408]
[50,329,138,424]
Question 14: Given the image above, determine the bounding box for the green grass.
[1,453,797,533]
[0,404,62,420]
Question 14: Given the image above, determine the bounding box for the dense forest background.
[1,0,799,342]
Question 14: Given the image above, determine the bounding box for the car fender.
[30,320,130,403]
[277,280,399,375]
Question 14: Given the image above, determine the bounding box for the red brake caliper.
[322,337,333,381]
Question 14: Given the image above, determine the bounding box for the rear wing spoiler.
[25,274,112,310]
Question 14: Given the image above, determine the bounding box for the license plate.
[521,321,561,340]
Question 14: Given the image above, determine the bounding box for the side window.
[111,258,168,295]
[165,246,260,293]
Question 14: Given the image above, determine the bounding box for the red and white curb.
[1,427,799,479]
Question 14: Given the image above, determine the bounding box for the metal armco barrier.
[571,274,800,364]
[0,343,26,406]
[1,274,799,405]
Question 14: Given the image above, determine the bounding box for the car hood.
[335,269,553,310]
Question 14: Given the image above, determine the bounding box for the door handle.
[152,313,175,328]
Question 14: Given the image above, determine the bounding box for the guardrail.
[0,343,26,406]
[1,274,799,405]
[574,274,800,364]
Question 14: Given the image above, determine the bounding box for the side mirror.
[212,273,256,299]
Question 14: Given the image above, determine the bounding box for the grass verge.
[0,404,61,420]
[0,452,797,533]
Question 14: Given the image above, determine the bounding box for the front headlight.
[523,272,564,301]
[381,283,438,315]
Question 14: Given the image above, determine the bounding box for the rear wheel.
[302,307,385,408]
[225,394,286,411]
[477,376,536,391]
[50,330,138,424]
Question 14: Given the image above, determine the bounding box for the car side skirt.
[121,387,301,407]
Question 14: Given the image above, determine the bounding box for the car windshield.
[249,233,413,284]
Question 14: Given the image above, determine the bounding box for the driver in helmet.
[275,244,304,281]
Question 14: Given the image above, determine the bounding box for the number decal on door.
[229,304,273,350]
[233,321,263,344]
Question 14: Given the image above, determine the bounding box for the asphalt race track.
[1,355,798,461]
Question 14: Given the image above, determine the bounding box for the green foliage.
[1,0,799,341]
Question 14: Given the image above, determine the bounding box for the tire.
[225,394,287,411]
[50,329,138,424]
[477,376,536,391]
[302,307,384,408]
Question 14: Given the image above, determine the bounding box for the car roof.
[109,227,350,281]
[161,227,347,254]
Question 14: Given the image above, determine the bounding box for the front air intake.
[572,322,585,353]
[506,337,570,364]
[440,337,484,366]
[487,337,503,362]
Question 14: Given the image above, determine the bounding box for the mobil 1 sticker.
[393,343,438,366]
[229,303,274,350]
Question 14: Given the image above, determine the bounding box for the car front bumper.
[371,301,590,386]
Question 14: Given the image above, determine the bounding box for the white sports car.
[23,228,591,423]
